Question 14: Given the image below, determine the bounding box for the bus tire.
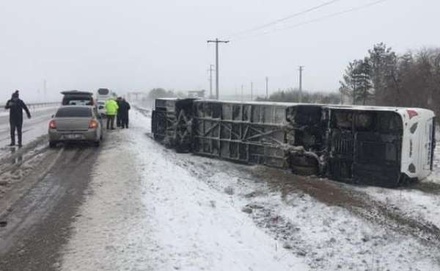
[292,165,318,176]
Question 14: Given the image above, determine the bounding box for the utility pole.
[43,79,47,102]
[241,84,244,102]
[265,76,269,99]
[250,82,253,101]
[298,66,304,103]
[208,64,215,99]
[207,38,229,100]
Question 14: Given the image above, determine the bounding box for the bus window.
[97,88,110,96]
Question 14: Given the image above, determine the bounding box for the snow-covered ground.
[2,104,440,270]
[351,139,440,248]
[60,110,310,271]
[59,108,440,271]
[355,184,440,229]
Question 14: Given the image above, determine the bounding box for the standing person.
[105,97,118,130]
[4,90,31,147]
[116,97,122,127]
[118,98,131,129]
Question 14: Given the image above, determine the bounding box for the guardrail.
[1,102,59,109]
[0,102,59,113]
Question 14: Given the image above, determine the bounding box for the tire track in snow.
[251,167,440,246]
[0,146,64,219]
[163,150,440,270]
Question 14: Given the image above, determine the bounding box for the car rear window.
[62,97,94,106]
[97,88,110,95]
[56,107,93,118]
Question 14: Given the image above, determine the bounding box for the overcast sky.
[1,0,439,103]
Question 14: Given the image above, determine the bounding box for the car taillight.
[49,120,57,129]
[89,120,98,129]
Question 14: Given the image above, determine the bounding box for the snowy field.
[59,108,440,271]
[1,104,440,270]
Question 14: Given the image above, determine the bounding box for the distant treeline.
[146,43,440,117]
[145,87,342,105]
[339,43,440,116]
[255,89,341,104]
[260,42,440,118]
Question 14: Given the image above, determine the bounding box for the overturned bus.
[151,98,435,187]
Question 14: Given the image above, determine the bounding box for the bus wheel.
[292,165,319,176]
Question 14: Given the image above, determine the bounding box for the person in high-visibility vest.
[105,98,119,130]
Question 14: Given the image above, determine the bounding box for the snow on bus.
[151,98,436,188]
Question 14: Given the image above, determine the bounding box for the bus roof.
[155,98,435,118]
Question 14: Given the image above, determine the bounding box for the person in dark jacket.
[116,97,122,127]
[118,98,131,129]
[4,90,31,147]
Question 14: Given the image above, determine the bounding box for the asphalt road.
[0,144,100,271]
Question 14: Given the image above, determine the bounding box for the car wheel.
[94,140,100,147]
[49,141,57,148]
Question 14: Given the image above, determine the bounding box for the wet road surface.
[0,144,100,271]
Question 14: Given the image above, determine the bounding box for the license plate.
[64,134,82,139]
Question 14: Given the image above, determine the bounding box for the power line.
[281,0,387,33]
[225,0,342,40]
[231,0,388,41]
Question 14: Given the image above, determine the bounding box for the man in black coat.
[116,97,122,127]
[118,98,131,129]
[5,90,31,147]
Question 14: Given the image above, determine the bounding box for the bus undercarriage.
[152,99,433,188]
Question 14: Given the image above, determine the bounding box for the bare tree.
[341,43,440,117]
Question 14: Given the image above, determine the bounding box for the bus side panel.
[192,101,289,168]
[327,110,404,187]
[416,117,435,178]
[400,115,435,182]
[431,118,436,171]
[151,110,167,142]
[353,132,402,187]
[353,112,403,187]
